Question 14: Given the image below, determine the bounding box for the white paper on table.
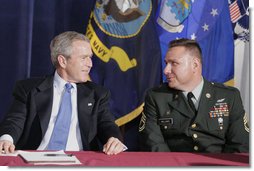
[0,150,20,156]
[5,150,81,165]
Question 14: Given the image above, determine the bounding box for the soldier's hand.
[0,140,15,154]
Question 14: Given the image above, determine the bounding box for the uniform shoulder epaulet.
[149,83,166,91]
[150,83,177,93]
[210,82,238,91]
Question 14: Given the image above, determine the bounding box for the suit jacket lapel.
[168,91,195,118]
[166,80,216,121]
[34,76,54,137]
[77,83,95,148]
[196,80,215,119]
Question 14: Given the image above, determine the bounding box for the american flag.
[229,1,241,23]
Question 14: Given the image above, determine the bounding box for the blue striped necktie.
[47,83,73,150]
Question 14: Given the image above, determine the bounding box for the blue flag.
[86,0,161,150]
[156,0,234,83]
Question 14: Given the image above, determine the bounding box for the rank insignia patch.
[243,113,249,133]
[139,112,146,132]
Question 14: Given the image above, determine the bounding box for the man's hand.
[0,140,15,154]
[103,137,126,155]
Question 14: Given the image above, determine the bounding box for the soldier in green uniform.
[139,38,249,152]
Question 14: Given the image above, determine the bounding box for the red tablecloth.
[0,151,249,166]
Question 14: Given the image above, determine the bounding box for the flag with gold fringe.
[86,0,161,150]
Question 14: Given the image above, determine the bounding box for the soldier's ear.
[192,57,200,70]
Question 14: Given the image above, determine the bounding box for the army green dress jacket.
[139,80,249,152]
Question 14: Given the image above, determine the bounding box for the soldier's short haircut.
[168,38,202,64]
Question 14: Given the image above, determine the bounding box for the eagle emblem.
[93,0,151,38]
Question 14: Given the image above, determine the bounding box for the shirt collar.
[53,71,76,93]
[192,77,204,101]
[182,77,204,100]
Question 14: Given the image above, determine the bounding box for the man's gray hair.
[50,31,90,67]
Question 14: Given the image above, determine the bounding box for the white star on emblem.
[210,9,218,17]
[191,33,196,40]
[202,23,209,31]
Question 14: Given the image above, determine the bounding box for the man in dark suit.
[0,31,126,155]
[139,38,249,152]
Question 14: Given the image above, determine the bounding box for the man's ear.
[57,55,67,68]
[193,57,201,70]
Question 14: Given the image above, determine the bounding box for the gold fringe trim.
[224,79,234,86]
[115,103,144,126]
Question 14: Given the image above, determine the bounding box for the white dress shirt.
[37,71,83,150]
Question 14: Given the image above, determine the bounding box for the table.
[0,151,249,166]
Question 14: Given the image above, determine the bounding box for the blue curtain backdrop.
[0,0,95,121]
[0,0,248,151]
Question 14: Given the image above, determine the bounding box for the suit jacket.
[139,79,249,152]
[0,75,122,150]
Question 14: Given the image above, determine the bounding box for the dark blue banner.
[86,0,162,150]
[86,0,161,125]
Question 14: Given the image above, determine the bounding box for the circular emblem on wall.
[93,0,152,38]
[157,0,192,33]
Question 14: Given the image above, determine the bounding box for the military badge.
[218,117,224,130]
[217,98,225,103]
[209,102,229,118]
[166,109,171,115]
[206,93,211,98]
